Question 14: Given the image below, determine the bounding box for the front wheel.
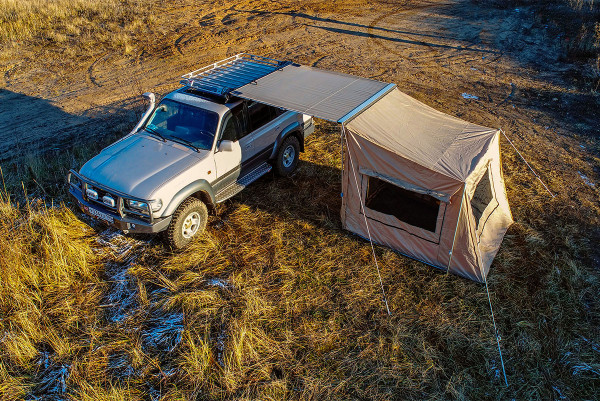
[164,197,208,249]
[275,135,300,177]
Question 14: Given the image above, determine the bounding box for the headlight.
[128,199,162,213]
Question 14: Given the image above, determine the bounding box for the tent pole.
[447,185,466,274]
[340,124,344,198]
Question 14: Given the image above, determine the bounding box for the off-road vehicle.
[68,54,314,248]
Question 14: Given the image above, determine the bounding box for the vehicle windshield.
[143,99,219,150]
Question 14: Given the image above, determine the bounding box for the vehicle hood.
[80,133,208,199]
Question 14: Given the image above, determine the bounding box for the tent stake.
[341,124,391,316]
[500,129,555,198]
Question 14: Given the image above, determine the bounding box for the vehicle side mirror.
[219,140,234,152]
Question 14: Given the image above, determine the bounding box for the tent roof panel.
[346,88,498,181]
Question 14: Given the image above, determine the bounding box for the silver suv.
[68,71,314,248]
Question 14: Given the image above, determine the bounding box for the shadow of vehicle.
[0,89,144,164]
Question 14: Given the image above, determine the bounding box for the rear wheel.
[275,135,300,176]
[164,197,208,249]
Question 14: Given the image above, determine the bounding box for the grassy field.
[1,0,600,400]
[1,121,599,399]
[0,0,155,55]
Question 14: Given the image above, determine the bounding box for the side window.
[365,175,441,233]
[221,115,238,142]
[221,104,247,141]
[471,169,494,230]
[247,101,277,131]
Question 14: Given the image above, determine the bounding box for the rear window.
[365,176,440,232]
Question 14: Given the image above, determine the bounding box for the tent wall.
[462,132,514,278]
[342,130,463,272]
[342,129,513,283]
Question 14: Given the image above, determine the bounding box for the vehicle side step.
[215,162,272,203]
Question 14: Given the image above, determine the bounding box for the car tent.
[183,54,513,282]
[341,88,513,282]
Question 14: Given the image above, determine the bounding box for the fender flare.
[162,179,216,216]
[269,121,304,159]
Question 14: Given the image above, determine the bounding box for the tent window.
[365,176,440,232]
[471,169,494,230]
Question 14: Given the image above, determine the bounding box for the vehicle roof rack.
[180,53,290,100]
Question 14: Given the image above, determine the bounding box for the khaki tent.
[190,55,513,282]
[341,88,513,282]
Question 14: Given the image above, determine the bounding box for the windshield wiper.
[167,136,201,152]
[144,126,166,142]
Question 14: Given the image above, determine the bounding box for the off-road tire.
[275,135,300,177]
[164,197,208,249]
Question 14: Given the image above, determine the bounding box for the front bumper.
[68,172,171,234]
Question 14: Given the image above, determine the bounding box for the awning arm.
[337,83,397,124]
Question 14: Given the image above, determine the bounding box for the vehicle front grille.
[85,184,151,223]
[70,169,154,225]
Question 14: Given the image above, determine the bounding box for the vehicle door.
[246,101,284,163]
[212,104,251,191]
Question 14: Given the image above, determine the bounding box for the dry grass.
[0,0,155,54]
[0,121,599,399]
[0,188,102,399]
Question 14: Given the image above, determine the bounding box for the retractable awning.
[232,64,396,123]
[181,54,396,123]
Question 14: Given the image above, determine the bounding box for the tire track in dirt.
[173,9,218,56]
[87,52,112,88]
[3,62,24,86]
[367,2,488,59]
[365,0,505,102]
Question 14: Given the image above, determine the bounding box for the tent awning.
[231,64,396,123]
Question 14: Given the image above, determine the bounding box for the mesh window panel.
[365,176,440,232]
[471,170,493,230]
